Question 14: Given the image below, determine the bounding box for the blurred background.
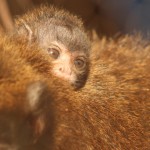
[0,0,150,37]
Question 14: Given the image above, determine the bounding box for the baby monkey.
[13,5,91,89]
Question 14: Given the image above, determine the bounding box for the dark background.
[0,0,150,37]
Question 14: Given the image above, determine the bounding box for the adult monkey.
[44,35,150,150]
[0,34,149,149]
[0,35,56,150]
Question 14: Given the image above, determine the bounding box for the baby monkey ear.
[18,20,36,43]
[26,81,54,139]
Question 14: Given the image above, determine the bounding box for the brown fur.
[0,33,149,149]
[44,35,150,149]
[0,35,55,150]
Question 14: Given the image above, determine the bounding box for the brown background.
[0,0,150,37]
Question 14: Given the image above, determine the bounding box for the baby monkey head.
[15,5,91,89]
[46,40,90,89]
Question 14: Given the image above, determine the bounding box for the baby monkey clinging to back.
[13,5,91,89]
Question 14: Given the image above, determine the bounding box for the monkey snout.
[58,66,72,76]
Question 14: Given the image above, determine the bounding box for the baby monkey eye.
[74,58,86,69]
[47,48,60,59]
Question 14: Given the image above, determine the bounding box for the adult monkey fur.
[3,34,149,149]
[13,5,91,89]
[0,33,149,149]
[0,35,56,150]
[38,35,149,149]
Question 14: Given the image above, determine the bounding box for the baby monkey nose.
[59,66,72,75]
[59,67,63,72]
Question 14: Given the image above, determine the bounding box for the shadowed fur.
[0,35,55,150]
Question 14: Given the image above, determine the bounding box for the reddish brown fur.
[43,35,150,149]
[0,35,55,150]
[0,33,149,149]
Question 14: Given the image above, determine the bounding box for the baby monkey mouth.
[71,80,84,89]
[52,68,85,89]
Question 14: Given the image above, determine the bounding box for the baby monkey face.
[47,41,89,89]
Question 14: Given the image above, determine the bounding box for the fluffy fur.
[0,35,55,150]
[47,35,150,150]
[0,33,149,149]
